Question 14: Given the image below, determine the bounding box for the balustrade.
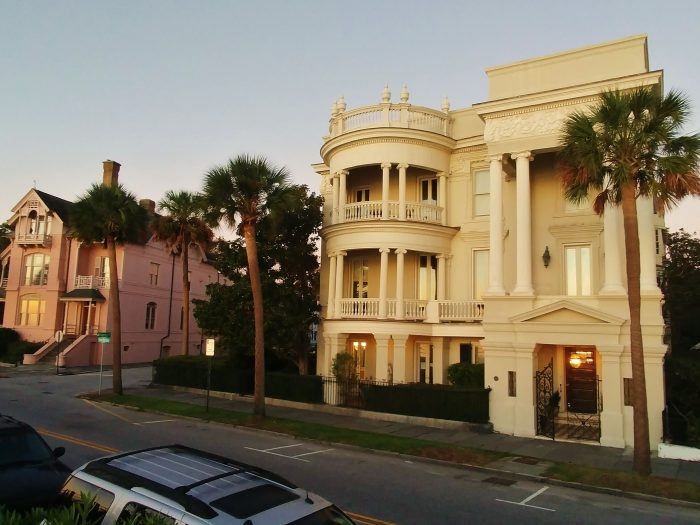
[330,103,451,138]
[74,275,109,289]
[341,201,442,224]
[332,298,483,322]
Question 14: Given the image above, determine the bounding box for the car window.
[59,476,115,521]
[0,428,53,466]
[117,501,177,525]
[287,505,356,525]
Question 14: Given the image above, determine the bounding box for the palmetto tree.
[202,155,294,417]
[152,191,213,357]
[559,87,700,475]
[70,183,148,395]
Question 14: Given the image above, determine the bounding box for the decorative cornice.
[453,144,488,155]
[324,136,454,159]
[549,223,603,238]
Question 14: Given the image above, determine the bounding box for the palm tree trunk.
[243,222,266,418]
[107,238,123,396]
[621,184,651,475]
[182,233,190,357]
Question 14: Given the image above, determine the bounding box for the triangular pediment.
[510,300,625,326]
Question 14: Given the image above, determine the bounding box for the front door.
[565,348,597,413]
[417,343,433,384]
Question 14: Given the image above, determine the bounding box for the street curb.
[85,393,700,511]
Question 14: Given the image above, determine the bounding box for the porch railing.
[341,201,442,224]
[74,275,109,289]
[339,298,380,318]
[438,300,485,321]
[16,233,51,246]
[404,300,427,320]
[0,277,7,288]
[333,299,483,322]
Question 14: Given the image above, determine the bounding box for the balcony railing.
[329,103,451,138]
[74,275,109,289]
[333,299,483,323]
[0,277,7,288]
[342,201,442,224]
[16,233,51,246]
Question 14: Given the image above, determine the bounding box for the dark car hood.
[0,460,71,509]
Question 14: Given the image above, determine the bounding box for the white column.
[378,248,390,319]
[437,254,447,300]
[487,155,505,295]
[513,346,536,437]
[381,163,391,220]
[327,254,337,318]
[85,300,93,335]
[398,163,408,220]
[601,200,625,295]
[334,251,346,317]
[598,346,626,448]
[375,334,390,381]
[438,172,447,225]
[395,249,406,320]
[512,151,534,295]
[338,170,348,224]
[331,173,340,225]
[392,335,408,383]
[637,196,659,293]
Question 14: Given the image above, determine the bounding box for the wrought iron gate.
[535,359,555,439]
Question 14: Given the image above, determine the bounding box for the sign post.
[54,330,64,376]
[96,332,111,395]
[205,338,215,411]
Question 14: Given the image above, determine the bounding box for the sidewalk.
[129,382,700,487]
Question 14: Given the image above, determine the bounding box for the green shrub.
[0,327,21,361]
[266,372,323,403]
[447,362,484,387]
[0,340,42,365]
[153,356,253,395]
[331,352,357,381]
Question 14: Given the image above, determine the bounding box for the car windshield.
[0,428,53,467]
[287,505,356,525]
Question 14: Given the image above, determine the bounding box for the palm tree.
[202,155,294,417]
[70,183,148,395]
[152,191,213,357]
[559,87,700,475]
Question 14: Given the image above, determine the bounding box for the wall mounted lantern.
[542,246,551,268]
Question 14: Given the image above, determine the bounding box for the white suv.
[60,445,356,525]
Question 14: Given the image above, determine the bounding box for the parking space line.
[292,448,334,458]
[140,419,175,424]
[83,398,140,425]
[244,447,311,462]
[263,444,304,452]
[496,486,555,512]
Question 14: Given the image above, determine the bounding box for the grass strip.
[92,393,700,504]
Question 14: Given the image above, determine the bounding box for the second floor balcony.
[343,201,443,224]
[74,275,109,289]
[16,233,51,246]
[333,298,484,323]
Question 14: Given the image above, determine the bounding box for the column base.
[599,285,626,296]
[511,287,534,296]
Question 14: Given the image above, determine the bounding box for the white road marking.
[292,448,334,458]
[140,419,175,424]
[244,443,334,462]
[496,486,555,512]
[262,444,304,452]
[244,447,311,462]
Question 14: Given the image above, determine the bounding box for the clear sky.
[2,0,699,235]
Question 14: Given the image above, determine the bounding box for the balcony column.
[334,251,346,317]
[378,248,390,319]
[637,196,659,293]
[62,301,69,333]
[338,170,348,224]
[601,186,625,294]
[487,155,505,295]
[331,173,340,225]
[512,151,534,296]
[327,253,337,318]
[437,254,447,300]
[381,163,391,220]
[374,334,391,381]
[438,172,447,225]
[85,299,93,335]
[398,163,408,220]
[395,249,406,320]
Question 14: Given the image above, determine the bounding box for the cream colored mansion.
[313,35,667,449]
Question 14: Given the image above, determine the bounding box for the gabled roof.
[34,190,73,223]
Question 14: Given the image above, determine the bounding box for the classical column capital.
[511,151,533,161]
[381,162,392,170]
[336,250,347,257]
[437,171,447,179]
[397,163,409,169]
[332,171,340,179]
[436,253,451,260]
[379,247,391,254]
[488,154,503,163]
[339,169,349,176]
[394,248,407,255]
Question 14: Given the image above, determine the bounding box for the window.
[179,306,184,330]
[459,344,472,364]
[354,188,370,202]
[24,253,50,285]
[145,302,157,330]
[351,259,368,299]
[473,249,489,300]
[473,169,489,216]
[149,262,159,285]
[419,255,437,300]
[655,228,664,256]
[508,371,517,397]
[94,256,110,280]
[59,476,115,520]
[19,296,45,325]
[420,177,438,205]
[118,502,175,525]
[565,245,592,296]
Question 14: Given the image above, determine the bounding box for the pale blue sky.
[2,0,699,233]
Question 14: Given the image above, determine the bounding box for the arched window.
[145,302,157,330]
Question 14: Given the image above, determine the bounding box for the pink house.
[0,161,218,367]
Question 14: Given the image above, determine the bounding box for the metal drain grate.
[483,477,516,486]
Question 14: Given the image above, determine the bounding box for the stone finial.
[381,84,391,103]
[331,100,339,118]
[441,96,450,113]
[337,96,346,113]
[400,84,409,103]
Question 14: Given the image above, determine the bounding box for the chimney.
[139,199,156,213]
[103,160,121,188]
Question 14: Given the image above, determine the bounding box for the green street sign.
[97,331,111,343]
